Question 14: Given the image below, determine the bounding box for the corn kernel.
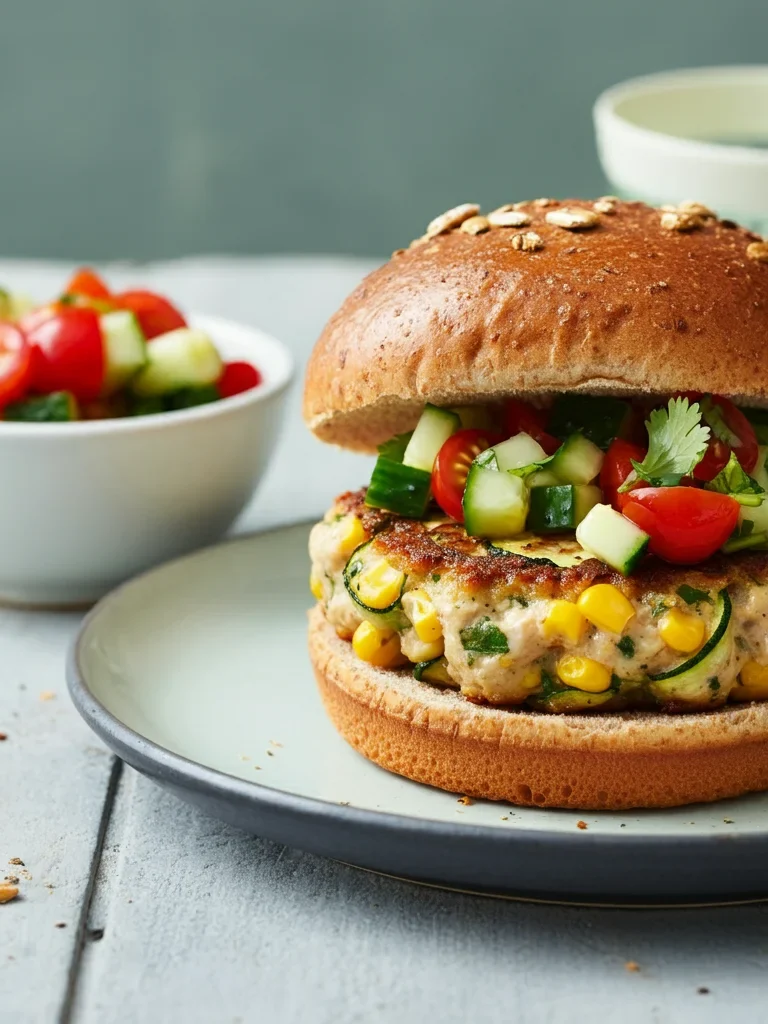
[556,654,613,693]
[337,515,367,556]
[309,571,324,601]
[658,607,705,654]
[577,584,635,634]
[520,667,542,692]
[732,660,768,701]
[352,620,406,668]
[542,600,587,644]
[355,559,405,610]
[405,636,445,664]
[401,588,443,643]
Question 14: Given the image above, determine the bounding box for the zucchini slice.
[413,656,455,686]
[649,589,733,704]
[343,540,407,630]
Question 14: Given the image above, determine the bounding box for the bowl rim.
[594,64,768,168]
[0,312,294,438]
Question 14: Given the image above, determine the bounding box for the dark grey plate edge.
[66,525,768,902]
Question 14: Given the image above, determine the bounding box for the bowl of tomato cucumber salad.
[0,267,292,605]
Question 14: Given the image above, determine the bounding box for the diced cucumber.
[5,391,79,422]
[451,405,495,430]
[402,404,460,472]
[548,395,631,450]
[492,432,547,473]
[527,484,601,533]
[463,463,529,538]
[649,589,732,705]
[576,503,650,575]
[550,433,604,485]
[165,385,220,410]
[365,457,432,518]
[99,311,148,395]
[528,468,560,488]
[738,445,768,535]
[130,395,166,417]
[131,328,223,397]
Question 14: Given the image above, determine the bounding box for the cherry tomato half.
[65,268,110,300]
[622,487,740,565]
[432,428,501,522]
[680,392,759,480]
[218,361,262,399]
[0,323,33,407]
[114,290,187,340]
[502,399,560,455]
[600,439,647,511]
[21,306,104,402]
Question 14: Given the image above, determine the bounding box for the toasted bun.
[304,199,768,451]
[309,605,768,810]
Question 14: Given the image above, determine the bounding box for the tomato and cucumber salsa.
[365,393,767,574]
[0,268,262,422]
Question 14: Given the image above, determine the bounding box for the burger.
[303,197,768,810]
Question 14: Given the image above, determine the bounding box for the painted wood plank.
[72,770,768,1024]
[0,608,117,1024]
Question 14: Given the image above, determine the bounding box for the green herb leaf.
[621,397,710,490]
[509,594,529,608]
[377,432,413,462]
[539,669,559,697]
[459,617,509,656]
[676,584,712,606]
[616,636,635,658]
[706,451,765,506]
[431,573,441,583]
[650,598,668,617]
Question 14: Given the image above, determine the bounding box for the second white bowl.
[594,65,768,233]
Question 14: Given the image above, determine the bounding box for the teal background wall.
[1,0,765,261]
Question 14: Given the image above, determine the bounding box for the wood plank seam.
[57,757,124,1024]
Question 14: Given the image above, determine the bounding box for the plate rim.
[66,520,768,858]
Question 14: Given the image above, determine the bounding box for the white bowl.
[0,313,293,606]
[594,66,768,233]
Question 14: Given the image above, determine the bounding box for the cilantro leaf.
[620,397,710,490]
[706,452,765,506]
[616,636,635,658]
[377,432,413,462]
[676,584,712,605]
[459,617,509,656]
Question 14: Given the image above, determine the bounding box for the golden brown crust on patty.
[309,605,768,809]
[303,199,768,451]
[335,488,768,601]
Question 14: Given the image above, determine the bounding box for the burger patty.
[309,490,768,711]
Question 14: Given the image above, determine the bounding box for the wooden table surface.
[3,257,768,1024]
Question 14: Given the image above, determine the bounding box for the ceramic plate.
[68,523,768,905]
